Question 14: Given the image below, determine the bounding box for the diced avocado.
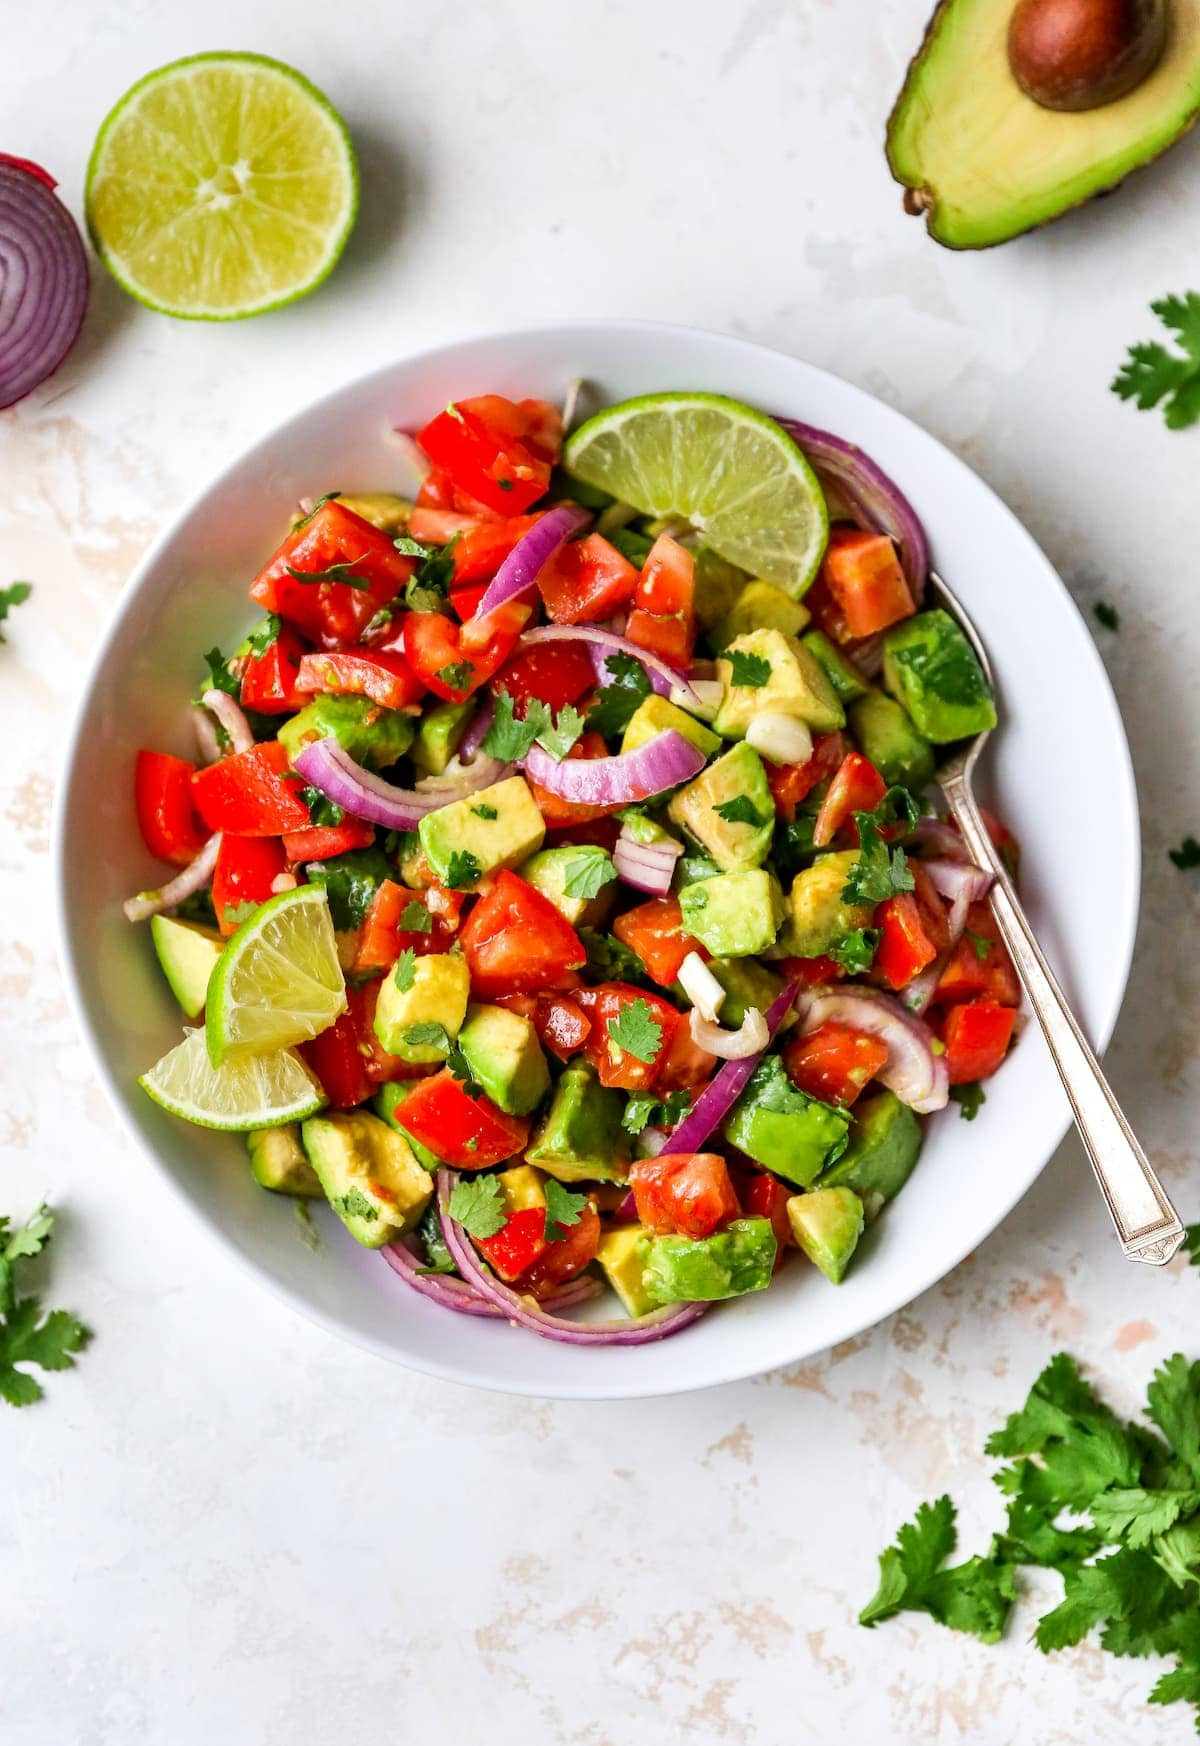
[785,852,874,957]
[149,914,222,1018]
[372,952,471,1062]
[706,958,784,1028]
[596,1225,658,1318]
[819,1089,923,1217]
[787,1186,864,1284]
[847,689,936,790]
[715,628,845,738]
[714,580,810,650]
[526,1061,630,1184]
[496,1163,548,1215]
[372,1082,439,1170]
[457,1003,550,1116]
[278,693,415,770]
[518,845,615,926]
[668,742,775,872]
[301,1110,433,1247]
[723,1054,851,1187]
[246,1124,322,1196]
[674,851,721,891]
[693,545,751,632]
[418,775,545,886]
[410,697,476,776]
[643,1218,776,1304]
[332,493,412,533]
[802,629,870,703]
[679,869,785,958]
[882,610,997,744]
[622,695,721,761]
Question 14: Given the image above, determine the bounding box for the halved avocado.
[887,0,1200,248]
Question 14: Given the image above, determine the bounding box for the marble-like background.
[4,2,1200,1740]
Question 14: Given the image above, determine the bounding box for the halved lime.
[140,1030,326,1131]
[564,392,829,596]
[85,52,358,320]
[205,886,346,1067]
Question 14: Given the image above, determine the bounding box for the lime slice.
[85,52,358,320]
[564,392,829,596]
[140,1030,326,1132]
[205,886,346,1067]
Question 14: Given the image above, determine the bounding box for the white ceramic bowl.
[55,321,1139,1400]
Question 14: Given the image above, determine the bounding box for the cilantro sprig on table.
[0,581,32,643]
[0,1204,90,1408]
[860,1351,1200,1729]
[1112,293,1200,431]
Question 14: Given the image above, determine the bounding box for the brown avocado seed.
[1008,0,1168,111]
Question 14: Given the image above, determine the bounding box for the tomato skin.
[575,982,680,1091]
[812,752,888,848]
[940,998,1016,1084]
[450,514,546,585]
[402,605,527,703]
[779,954,845,988]
[476,1207,548,1282]
[820,527,914,639]
[533,993,592,1060]
[415,465,500,520]
[249,502,414,646]
[653,1019,718,1094]
[625,536,696,667]
[191,741,311,837]
[282,816,376,863]
[459,871,586,998]
[212,836,286,935]
[514,1203,601,1298]
[874,891,938,990]
[629,1153,740,1239]
[239,624,310,714]
[397,1067,530,1167]
[408,506,481,544]
[741,1172,793,1255]
[766,732,849,820]
[416,396,559,515]
[296,646,425,711]
[354,881,450,973]
[299,1007,372,1110]
[624,608,695,668]
[612,896,706,988]
[135,750,210,867]
[536,534,639,624]
[783,1021,889,1107]
[934,901,1020,1008]
[493,641,596,716]
[527,732,624,826]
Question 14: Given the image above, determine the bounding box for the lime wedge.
[85,52,358,320]
[564,392,829,596]
[205,886,346,1067]
[140,1030,326,1132]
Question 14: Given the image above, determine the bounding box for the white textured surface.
[3,2,1200,1741]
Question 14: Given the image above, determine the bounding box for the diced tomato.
[934,901,1020,1008]
[533,993,591,1060]
[283,816,376,863]
[803,572,854,646]
[476,1206,548,1282]
[459,870,586,998]
[652,1018,718,1094]
[449,514,546,586]
[625,607,695,668]
[515,1201,601,1299]
[636,535,695,618]
[741,1172,793,1256]
[874,891,938,990]
[408,506,481,544]
[416,395,560,516]
[940,998,1016,1084]
[239,623,310,715]
[779,954,845,987]
[527,732,623,826]
[299,1007,371,1110]
[296,646,425,711]
[212,836,287,935]
[191,740,311,837]
[134,750,210,867]
[575,982,680,1092]
[629,1153,740,1239]
[397,1067,530,1167]
[820,527,915,639]
[249,501,414,646]
[402,604,528,703]
[783,1021,889,1107]
[493,641,596,716]
[612,896,706,988]
[536,534,639,624]
[812,751,888,848]
[354,880,447,972]
[448,580,489,621]
[415,464,500,520]
[349,982,435,1085]
[766,732,849,820]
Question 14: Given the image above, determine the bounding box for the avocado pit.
[1007,0,1168,111]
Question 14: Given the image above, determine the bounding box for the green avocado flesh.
[887,0,1200,248]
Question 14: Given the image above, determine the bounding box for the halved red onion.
[613,824,683,896]
[910,816,968,862]
[0,157,89,409]
[520,623,700,707]
[437,1171,706,1345]
[774,418,928,601]
[524,730,705,808]
[797,987,947,1111]
[124,833,221,923]
[383,1240,601,1316]
[201,687,253,755]
[668,982,800,1153]
[293,737,439,828]
[689,1005,769,1060]
[473,503,591,621]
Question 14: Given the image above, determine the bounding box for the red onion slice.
[520,624,699,707]
[797,987,947,1111]
[382,1240,504,1317]
[910,816,969,862]
[923,856,993,944]
[0,158,89,409]
[523,730,705,808]
[613,825,683,896]
[293,737,440,829]
[668,982,800,1153]
[473,504,591,621]
[201,687,253,755]
[124,833,221,923]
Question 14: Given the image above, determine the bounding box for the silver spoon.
[925,568,1183,1266]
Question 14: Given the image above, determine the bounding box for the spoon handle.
[939,770,1184,1266]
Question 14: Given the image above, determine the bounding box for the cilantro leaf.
[561,847,618,901]
[543,1179,588,1244]
[536,702,586,762]
[726,649,772,689]
[293,491,341,529]
[0,580,33,642]
[244,613,282,657]
[393,948,417,992]
[1111,293,1200,431]
[713,795,772,828]
[447,1175,507,1239]
[1146,1354,1200,1482]
[841,788,919,907]
[1182,1225,1200,1268]
[984,1352,1142,1508]
[579,926,649,986]
[338,1188,378,1222]
[446,1043,482,1098]
[403,538,458,613]
[949,1081,986,1121]
[299,785,344,829]
[964,926,991,963]
[1094,602,1120,632]
[285,561,373,590]
[1169,836,1200,870]
[586,652,651,740]
[827,928,880,974]
[444,849,482,890]
[470,803,498,821]
[437,660,476,693]
[398,900,432,932]
[403,1021,452,1053]
[483,691,544,762]
[606,999,664,1065]
[621,1088,692,1136]
[0,1205,90,1408]
[202,645,240,699]
[858,1496,1016,1643]
[1089,1487,1200,1549]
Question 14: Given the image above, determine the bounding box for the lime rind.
[205,885,346,1067]
[85,51,358,321]
[564,391,829,597]
[140,1030,326,1132]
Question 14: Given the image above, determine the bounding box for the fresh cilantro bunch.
[0,1204,90,1407]
[860,1351,1200,1728]
[1112,293,1200,431]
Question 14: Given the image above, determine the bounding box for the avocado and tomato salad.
[126,386,1020,1346]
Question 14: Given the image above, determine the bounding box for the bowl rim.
[53,316,1141,1399]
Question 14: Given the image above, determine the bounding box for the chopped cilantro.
[1169,836,1200,870]
[561,847,618,901]
[302,846,390,930]
[244,612,282,656]
[1093,602,1120,632]
[402,538,457,613]
[284,561,373,590]
[403,1021,452,1052]
[543,1180,588,1244]
[447,1175,507,1239]
[841,788,919,907]
[621,1089,692,1136]
[964,927,991,963]
[827,928,880,974]
[713,795,772,829]
[470,803,499,821]
[293,491,341,529]
[0,1203,90,1408]
[726,649,772,688]
[299,785,344,829]
[586,651,652,740]
[606,999,664,1065]
[444,849,482,889]
[393,948,417,992]
[579,927,649,985]
[536,702,586,762]
[398,900,432,932]
[436,660,476,693]
[1111,293,1200,430]
[483,690,542,762]
[202,645,240,699]
[949,1081,986,1121]
[338,1188,378,1221]
[446,1043,482,1098]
